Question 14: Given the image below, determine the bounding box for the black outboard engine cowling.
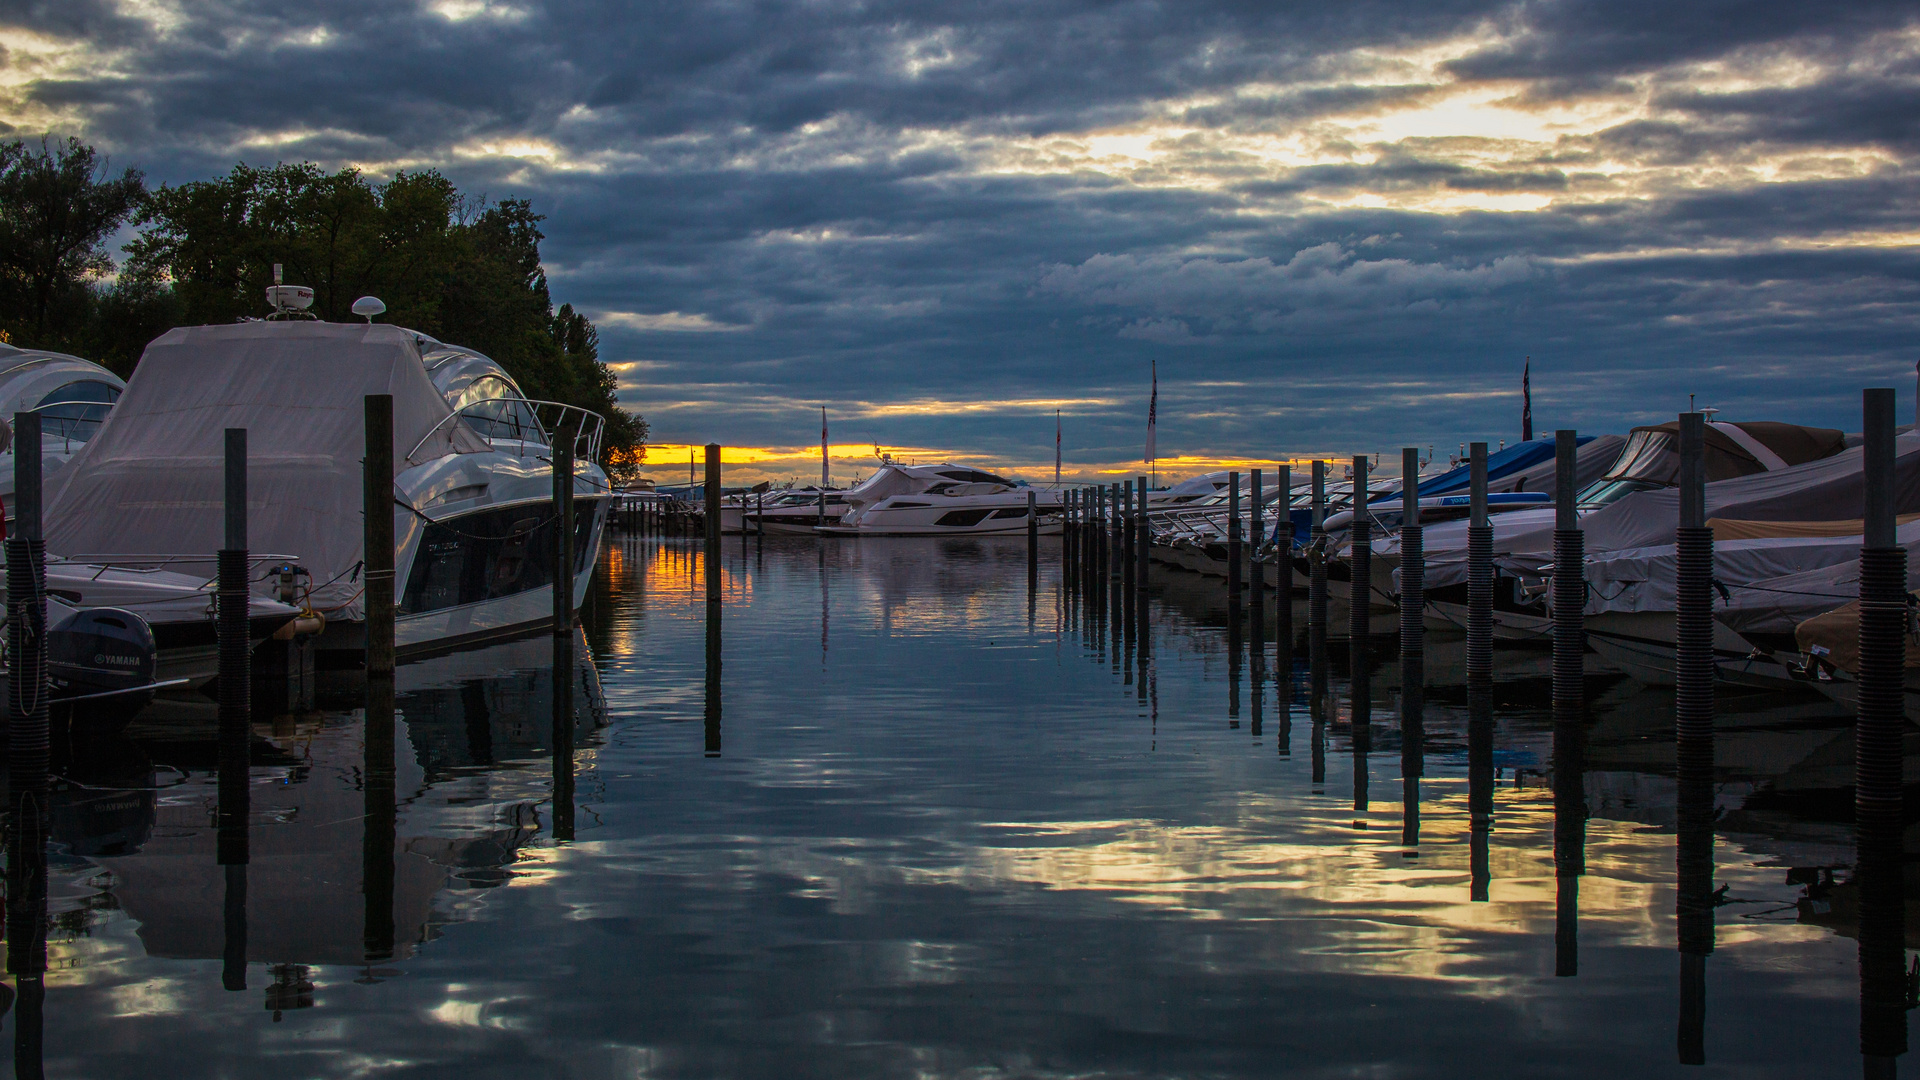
[48,607,157,706]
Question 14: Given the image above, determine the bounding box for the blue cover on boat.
[1406,437,1590,497]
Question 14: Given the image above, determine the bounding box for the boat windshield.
[451,376,543,443]
[1576,428,1675,510]
[35,380,120,445]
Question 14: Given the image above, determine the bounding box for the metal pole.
[1121,480,1134,594]
[1275,463,1293,664]
[363,396,395,677]
[705,444,722,603]
[1466,442,1492,687]
[1308,460,1328,709]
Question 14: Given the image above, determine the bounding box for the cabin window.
[990,507,1029,519]
[35,380,120,444]
[934,508,995,527]
[401,499,601,615]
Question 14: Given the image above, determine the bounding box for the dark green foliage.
[0,151,645,469]
[0,137,146,355]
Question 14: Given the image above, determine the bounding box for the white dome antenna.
[265,284,314,317]
[352,296,387,323]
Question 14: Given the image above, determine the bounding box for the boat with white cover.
[43,321,610,668]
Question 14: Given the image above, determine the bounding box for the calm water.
[7,532,1905,1077]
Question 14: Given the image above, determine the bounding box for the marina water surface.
[20,533,1894,1077]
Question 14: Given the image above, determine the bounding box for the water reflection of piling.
[1856,812,1908,1076]
[1400,657,1422,849]
[1228,597,1242,728]
[362,673,397,964]
[1352,648,1371,814]
[7,795,46,1080]
[1552,706,1586,978]
[1467,686,1493,902]
[706,602,723,757]
[1250,605,1265,740]
[553,632,576,841]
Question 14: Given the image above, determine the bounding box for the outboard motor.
[48,607,159,723]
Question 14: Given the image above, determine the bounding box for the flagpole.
[1055,408,1061,487]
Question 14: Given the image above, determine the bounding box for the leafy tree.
[127,162,646,470]
[0,136,145,345]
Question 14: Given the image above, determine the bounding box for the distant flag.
[1522,357,1533,442]
[821,406,829,490]
[1145,361,1158,466]
[1055,409,1062,486]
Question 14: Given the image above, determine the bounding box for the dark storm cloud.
[8,0,1920,469]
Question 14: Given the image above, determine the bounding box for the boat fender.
[272,609,327,641]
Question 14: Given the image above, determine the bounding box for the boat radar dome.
[352,296,386,322]
[264,284,315,316]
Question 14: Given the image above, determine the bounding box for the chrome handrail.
[407,397,607,465]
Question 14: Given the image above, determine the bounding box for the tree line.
[0,137,646,481]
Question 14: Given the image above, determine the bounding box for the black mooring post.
[704,444,722,603]
[1466,442,1492,688]
[1228,471,1243,609]
[1673,413,1714,1064]
[1136,475,1149,594]
[1349,456,1371,646]
[363,396,395,678]
[1027,488,1038,575]
[1250,468,1265,617]
[1398,446,1423,851]
[1551,430,1583,722]
[1857,388,1904,824]
[1274,464,1293,665]
[5,418,48,1046]
[555,440,575,634]
[1549,428,1586,979]
[1399,447,1422,662]
[1308,460,1328,721]
[7,410,47,802]
[217,428,251,990]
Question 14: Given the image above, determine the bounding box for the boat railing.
[51,552,305,590]
[27,402,109,455]
[408,398,606,465]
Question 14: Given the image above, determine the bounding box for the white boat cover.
[43,322,489,620]
[1420,433,1920,589]
[1579,522,1920,629]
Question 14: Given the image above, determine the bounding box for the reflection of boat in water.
[51,631,606,982]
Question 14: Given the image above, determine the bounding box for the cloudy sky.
[7,1,1920,482]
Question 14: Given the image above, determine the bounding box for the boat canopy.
[44,322,489,617]
[1576,421,1844,510]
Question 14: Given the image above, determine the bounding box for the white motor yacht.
[725,487,851,534]
[0,342,127,519]
[43,320,610,667]
[818,461,1061,536]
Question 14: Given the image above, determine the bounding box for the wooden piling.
[1027,488,1038,589]
[553,440,575,635]
[1250,467,1264,614]
[1465,443,1492,687]
[1856,388,1904,827]
[704,444,722,603]
[1399,447,1422,661]
[1349,455,1371,646]
[217,428,251,871]
[1227,471,1242,607]
[1136,475,1149,592]
[363,395,396,677]
[1275,463,1293,663]
[1550,430,1582,722]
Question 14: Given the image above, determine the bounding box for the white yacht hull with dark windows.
[819,462,1062,536]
